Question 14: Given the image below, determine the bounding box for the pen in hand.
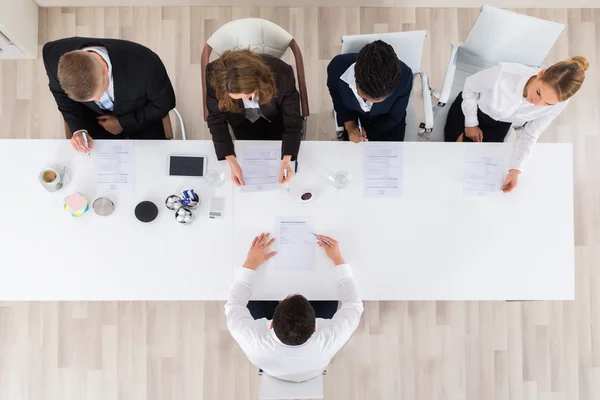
[82,131,91,156]
[284,168,289,192]
[357,118,363,138]
[312,233,332,246]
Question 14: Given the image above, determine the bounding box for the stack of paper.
[241,147,281,192]
[95,141,135,193]
[363,144,403,197]
[464,150,504,196]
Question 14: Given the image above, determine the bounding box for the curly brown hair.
[209,49,277,113]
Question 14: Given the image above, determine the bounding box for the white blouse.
[461,62,569,172]
[242,93,260,109]
[340,63,373,112]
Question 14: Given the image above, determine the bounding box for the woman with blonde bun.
[444,56,589,192]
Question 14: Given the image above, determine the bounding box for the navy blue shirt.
[327,53,413,141]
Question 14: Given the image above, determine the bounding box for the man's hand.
[97,115,123,135]
[501,169,520,193]
[464,126,483,142]
[316,234,345,266]
[71,130,93,153]
[279,156,295,184]
[226,156,245,186]
[243,233,277,270]
[344,121,368,143]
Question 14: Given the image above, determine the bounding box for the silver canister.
[175,207,193,224]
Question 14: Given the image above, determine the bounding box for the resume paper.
[241,146,281,193]
[274,217,316,270]
[363,144,403,197]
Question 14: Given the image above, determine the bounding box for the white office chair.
[259,373,324,400]
[430,5,565,142]
[201,18,309,136]
[335,30,434,141]
[164,108,187,140]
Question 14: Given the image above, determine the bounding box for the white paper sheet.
[363,144,403,197]
[463,150,504,196]
[241,146,281,192]
[274,217,316,271]
[94,141,135,193]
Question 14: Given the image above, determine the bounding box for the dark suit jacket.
[43,37,176,140]
[206,54,303,161]
[327,53,413,141]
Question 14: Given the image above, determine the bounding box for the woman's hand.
[501,169,520,193]
[465,126,483,142]
[344,121,368,143]
[226,156,245,186]
[279,156,295,184]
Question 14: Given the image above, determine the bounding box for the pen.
[357,118,363,138]
[283,168,289,192]
[312,233,332,246]
[82,131,91,156]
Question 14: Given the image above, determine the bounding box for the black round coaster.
[135,201,158,223]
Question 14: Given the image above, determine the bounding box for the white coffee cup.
[39,166,64,192]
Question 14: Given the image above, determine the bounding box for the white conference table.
[0,139,233,300]
[0,139,574,301]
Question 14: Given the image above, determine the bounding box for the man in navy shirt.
[327,40,413,142]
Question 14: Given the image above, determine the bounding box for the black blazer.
[205,55,303,161]
[43,37,176,139]
[327,53,413,141]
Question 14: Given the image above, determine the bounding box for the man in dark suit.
[327,40,413,143]
[43,37,176,153]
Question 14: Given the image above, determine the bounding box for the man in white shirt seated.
[225,232,364,383]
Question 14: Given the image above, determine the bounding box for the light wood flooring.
[0,6,599,400]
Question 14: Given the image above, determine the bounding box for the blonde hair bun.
[570,56,590,72]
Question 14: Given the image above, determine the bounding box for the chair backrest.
[259,374,324,400]
[341,30,428,74]
[457,5,564,72]
[206,18,293,58]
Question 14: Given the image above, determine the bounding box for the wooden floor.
[0,6,599,400]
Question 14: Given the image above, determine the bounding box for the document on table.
[274,217,316,271]
[94,141,135,193]
[363,144,403,197]
[241,146,281,192]
[463,149,504,196]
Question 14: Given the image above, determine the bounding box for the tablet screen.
[169,156,205,177]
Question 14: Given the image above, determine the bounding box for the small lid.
[135,201,158,223]
[93,197,115,216]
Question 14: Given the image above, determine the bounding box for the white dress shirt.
[340,63,373,112]
[461,62,569,172]
[82,46,115,109]
[224,264,364,383]
[242,93,260,109]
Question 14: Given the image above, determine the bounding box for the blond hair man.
[43,37,176,152]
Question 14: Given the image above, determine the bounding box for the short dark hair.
[273,294,316,346]
[355,40,401,99]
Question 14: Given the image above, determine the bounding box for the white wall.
[31,0,600,7]
[0,0,38,59]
